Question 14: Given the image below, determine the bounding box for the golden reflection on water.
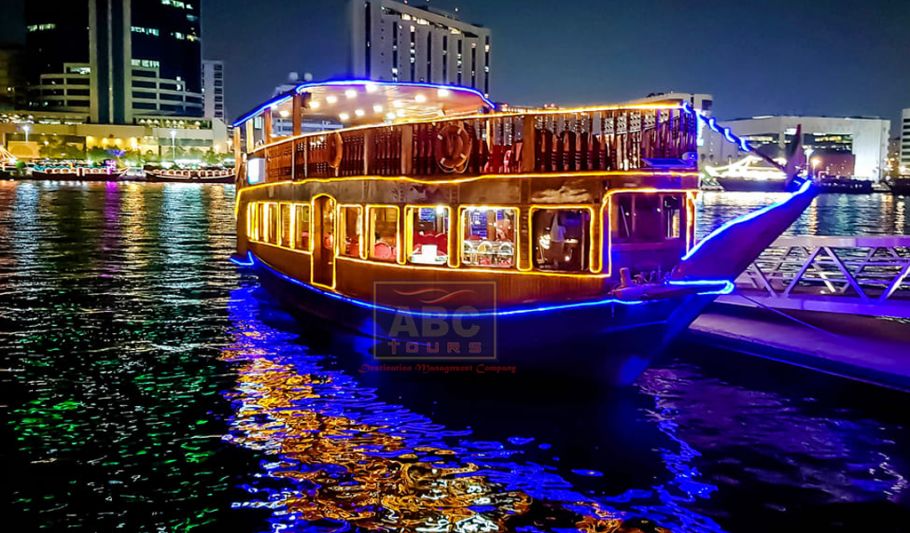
[221,337,534,531]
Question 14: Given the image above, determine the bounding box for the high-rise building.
[25,0,202,124]
[901,108,910,175]
[349,0,491,96]
[202,60,225,120]
[0,46,25,110]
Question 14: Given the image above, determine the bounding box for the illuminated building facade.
[202,60,225,120]
[901,108,910,175]
[349,0,491,96]
[705,115,891,180]
[25,0,202,124]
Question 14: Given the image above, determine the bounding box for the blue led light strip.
[231,251,733,318]
[680,101,751,152]
[680,179,814,262]
[233,79,496,127]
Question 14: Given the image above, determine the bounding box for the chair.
[373,241,395,261]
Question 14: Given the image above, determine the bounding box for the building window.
[461,207,516,268]
[294,204,310,251]
[338,206,363,258]
[369,206,399,262]
[407,206,450,266]
[27,23,56,32]
[532,208,592,272]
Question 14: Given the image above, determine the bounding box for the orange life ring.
[435,123,472,173]
[326,132,343,169]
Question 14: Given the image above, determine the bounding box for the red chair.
[373,241,394,261]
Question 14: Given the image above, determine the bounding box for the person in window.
[550,213,567,268]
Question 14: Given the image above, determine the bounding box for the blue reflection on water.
[222,284,727,531]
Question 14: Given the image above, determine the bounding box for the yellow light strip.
[247,103,684,154]
[234,172,698,216]
[457,205,520,270]
[334,256,612,279]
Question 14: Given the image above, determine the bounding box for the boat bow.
[671,181,818,282]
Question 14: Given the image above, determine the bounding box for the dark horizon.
[3,0,909,126]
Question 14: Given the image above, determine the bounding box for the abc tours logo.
[373,281,496,361]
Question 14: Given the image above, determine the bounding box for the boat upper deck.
[233,81,699,186]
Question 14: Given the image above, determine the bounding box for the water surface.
[1,182,908,531]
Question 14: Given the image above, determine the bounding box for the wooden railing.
[254,107,697,183]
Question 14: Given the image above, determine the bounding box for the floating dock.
[689,303,910,391]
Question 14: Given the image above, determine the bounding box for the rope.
[734,291,838,337]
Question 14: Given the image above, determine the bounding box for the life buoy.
[325,132,343,169]
[434,123,472,174]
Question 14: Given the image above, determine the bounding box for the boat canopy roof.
[233,80,495,128]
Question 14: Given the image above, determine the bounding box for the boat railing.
[726,235,910,317]
[251,106,697,183]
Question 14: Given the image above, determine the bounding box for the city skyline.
[3,0,909,124]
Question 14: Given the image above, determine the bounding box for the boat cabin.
[233,81,700,306]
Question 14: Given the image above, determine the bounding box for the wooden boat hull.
[717,176,872,194]
[716,177,787,192]
[145,171,234,184]
[28,169,127,181]
[248,252,719,385]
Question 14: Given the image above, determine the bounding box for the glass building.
[25,0,202,124]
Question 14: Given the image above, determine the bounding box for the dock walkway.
[688,303,910,391]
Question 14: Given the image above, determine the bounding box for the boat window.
[532,208,591,272]
[255,202,266,242]
[612,193,684,243]
[280,203,292,247]
[461,207,517,268]
[369,206,399,262]
[294,204,310,251]
[266,203,280,245]
[338,206,363,258]
[247,203,259,242]
[408,206,450,266]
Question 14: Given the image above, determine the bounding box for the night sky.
[3,0,909,125]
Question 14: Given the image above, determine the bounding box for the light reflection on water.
[697,192,910,238]
[2,182,910,531]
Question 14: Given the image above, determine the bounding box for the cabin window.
[369,206,399,262]
[532,208,591,272]
[338,206,363,258]
[407,206,450,266]
[294,204,310,251]
[461,207,517,268]
[613,193,684,243]
[280,203,292,247]
[247,203,258,241]
[266,203,280,245]
[255,202,266,242]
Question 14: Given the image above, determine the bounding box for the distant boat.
[145,168,234,183]
[707,155,872,194]
[29,165,127,181]
[886,177,910,196]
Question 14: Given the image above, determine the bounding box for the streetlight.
[170,129,177,162]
